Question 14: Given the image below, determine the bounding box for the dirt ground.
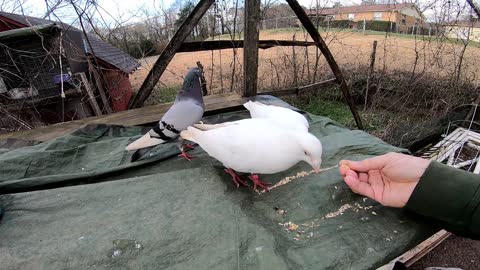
[130,29,480,93]
[410,235,480,270]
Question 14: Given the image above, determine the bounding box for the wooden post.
[129,0,215,109]
[363,18,366,35]
[243,0,261,97]
[285,0,363,129]
[364,40,377,109]
[292,34,298,87]
[79,72,103,116]
[196,61,208,96]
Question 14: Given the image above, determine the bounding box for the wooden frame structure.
[129,0,364,129]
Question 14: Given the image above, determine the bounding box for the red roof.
[308,3,412,15]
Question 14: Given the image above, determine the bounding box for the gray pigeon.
[126,67,205,162]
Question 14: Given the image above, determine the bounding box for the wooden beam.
[129,0,215,109]
[260,78,337,97]
[0,93,246,142]
[79,72,103,116]
[176,40,317,52]
[243,0,261,97]
[285,0,364,130]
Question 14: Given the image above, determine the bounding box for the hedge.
[357,20,396,32]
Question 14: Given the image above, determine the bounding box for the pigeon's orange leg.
[178,151,194,161]
[183,143,197,150]
[248,174,270,191]
[224,168,248,187]
[178,140,196,161]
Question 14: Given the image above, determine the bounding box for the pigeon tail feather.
[180,126,200,143]
[125,133,166,151]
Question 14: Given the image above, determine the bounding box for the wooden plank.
[79,72,103,116]
[377,230,452,270]
[0,93,245,142]
[176,40,317,52]
[243,0,261,97]
[401,230,452,267]
[285,0,364,130]
[260,78,337,97]
[90,63,113,114]
[129,0,215,109]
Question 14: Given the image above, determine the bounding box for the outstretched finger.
[340,154,390,173]
[339,164,350,176]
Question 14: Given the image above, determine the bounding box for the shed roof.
[0,11,139,73]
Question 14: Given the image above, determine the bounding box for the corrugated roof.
[0,11,139,73]
[84,34,140,74]
[308,3,411,15]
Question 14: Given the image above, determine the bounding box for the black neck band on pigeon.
[161,121,180,134]
[151,125,174,141]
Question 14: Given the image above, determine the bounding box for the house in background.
[444,20,480,43]
[307,3,426,33]
[0,11,139,127]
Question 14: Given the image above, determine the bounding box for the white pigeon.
[126,67,205,161]
[180,118,322,190]
[243,101,309,132]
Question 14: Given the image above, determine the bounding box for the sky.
[11,0,361,25]
[3,0,471,26]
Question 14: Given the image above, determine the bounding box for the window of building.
[373,12,382,20]
[348,13,355,20]
[401,15,407,24]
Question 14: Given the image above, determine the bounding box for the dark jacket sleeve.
[405,161,480,239]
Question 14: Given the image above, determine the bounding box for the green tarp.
[0,97,436,269]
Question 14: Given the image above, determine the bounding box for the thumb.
[339,155,389,173]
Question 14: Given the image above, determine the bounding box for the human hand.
[339,152,431,207]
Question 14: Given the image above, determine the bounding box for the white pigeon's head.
[297,132,323,173]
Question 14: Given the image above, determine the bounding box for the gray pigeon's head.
[176,67,204,105]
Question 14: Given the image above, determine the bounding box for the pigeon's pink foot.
[178,151,195,161]
[224,168,248,188]
[248,174,270,191]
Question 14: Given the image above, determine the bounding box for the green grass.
[285,96,356,128]
[144,85,180,106]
